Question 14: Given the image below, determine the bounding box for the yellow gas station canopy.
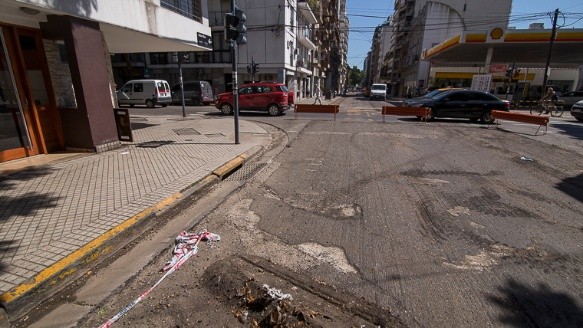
[422,28,583,68]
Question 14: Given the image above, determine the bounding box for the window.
[122,84,132,92]
[161,0,202,22]
[239,87,253,95]
[257,86,272,93]
[150,53,168,65]
[133,83,143,92]
[446,92,467,101]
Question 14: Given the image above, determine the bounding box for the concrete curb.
[0,144,265,322]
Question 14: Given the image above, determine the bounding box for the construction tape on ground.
[98,229,220,328]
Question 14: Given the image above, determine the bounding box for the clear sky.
[346,0,583,69]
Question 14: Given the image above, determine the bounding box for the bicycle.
[530,99,564,117]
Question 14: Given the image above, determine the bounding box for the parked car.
[558,90,583,109]
[405,89,510,123]
[215,82,291,116]
[403,87,465,106]
[116,79,171,108]
[369,83,387,100]
[171,81,214,105]
[570,100,583,122]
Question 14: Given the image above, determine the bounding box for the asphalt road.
[28,96,583,327]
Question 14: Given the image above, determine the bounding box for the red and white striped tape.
[98,229,220,328]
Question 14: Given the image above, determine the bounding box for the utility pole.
[177,52,187,118]
[230,0,240,144]
[226,0,247,144]
[542,8,559,89]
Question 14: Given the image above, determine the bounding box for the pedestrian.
[313,85,323,105]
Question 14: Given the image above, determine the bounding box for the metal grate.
[224,163,267,181]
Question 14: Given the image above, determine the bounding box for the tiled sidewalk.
[0,114,269,305]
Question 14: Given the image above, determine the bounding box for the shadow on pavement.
[551,123,583,140]
[488,278,583,327]
[0,167,61,270]
[556,173,583,203]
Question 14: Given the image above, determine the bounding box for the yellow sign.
[490,28,504,40]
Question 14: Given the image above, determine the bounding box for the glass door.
[0,27,32,162]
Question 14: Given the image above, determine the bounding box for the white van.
[116,79,172,108]
[369,83,387,100]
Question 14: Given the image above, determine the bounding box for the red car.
[215,82,292,116]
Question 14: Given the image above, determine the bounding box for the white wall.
[235,0,288,80]
[12,0,211,45]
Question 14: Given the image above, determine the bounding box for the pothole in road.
[203,255,403,327]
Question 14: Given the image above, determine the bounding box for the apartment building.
[0,0,212,164]
[112,0,348,101]
[378,0,512,97]
[369,18,392,91]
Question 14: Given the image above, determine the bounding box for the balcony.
[298,28,317,51]
[297,2,318,24]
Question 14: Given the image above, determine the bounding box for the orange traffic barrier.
[491,110,549,135]
[381,106,431,122]
[294,104,340,120]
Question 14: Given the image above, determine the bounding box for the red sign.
[489,64,508,73]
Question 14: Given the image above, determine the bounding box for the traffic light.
[251,60,258,74]
[246,63,258,74]
[224,7,247,44]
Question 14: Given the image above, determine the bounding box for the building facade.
[0,0,212,164]
[375,0,513,97]
[112,0,349,102]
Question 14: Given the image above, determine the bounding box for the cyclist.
[540,87,558,114]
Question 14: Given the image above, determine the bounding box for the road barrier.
[381,106,432,123]
[491,110,549,135]
[294,104,340,120]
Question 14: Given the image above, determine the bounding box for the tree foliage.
[347,66,365,87]
[307,0,319,11]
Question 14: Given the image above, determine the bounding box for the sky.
[346,0,583,69]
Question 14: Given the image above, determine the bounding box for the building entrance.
[0,26,31,162]
[0,25,63,163]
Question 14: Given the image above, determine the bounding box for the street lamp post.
[542,9,559,89]
[174,52,188,118]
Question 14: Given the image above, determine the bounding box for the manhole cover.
[136,140,175,148]
[173,128,200,136]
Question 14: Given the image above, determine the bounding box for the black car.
[405,90,510,123]
[570,100,583,122]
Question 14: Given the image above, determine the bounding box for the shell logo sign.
[489,28,505,42]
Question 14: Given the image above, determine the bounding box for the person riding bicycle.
[541,87,559,114]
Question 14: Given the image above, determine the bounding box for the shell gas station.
[422,28,583,104]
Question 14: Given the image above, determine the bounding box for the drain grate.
[136,140,175,148]
[224,163,267,181]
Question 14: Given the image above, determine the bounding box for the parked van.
[116,79,172,108]
[171,81,214,105]
[369,83,387,100]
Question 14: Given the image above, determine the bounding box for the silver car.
[559,91,583,108]
[570,100,583,122]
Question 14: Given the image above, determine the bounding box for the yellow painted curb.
[212,156,244,179]
[0,192,182,305]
